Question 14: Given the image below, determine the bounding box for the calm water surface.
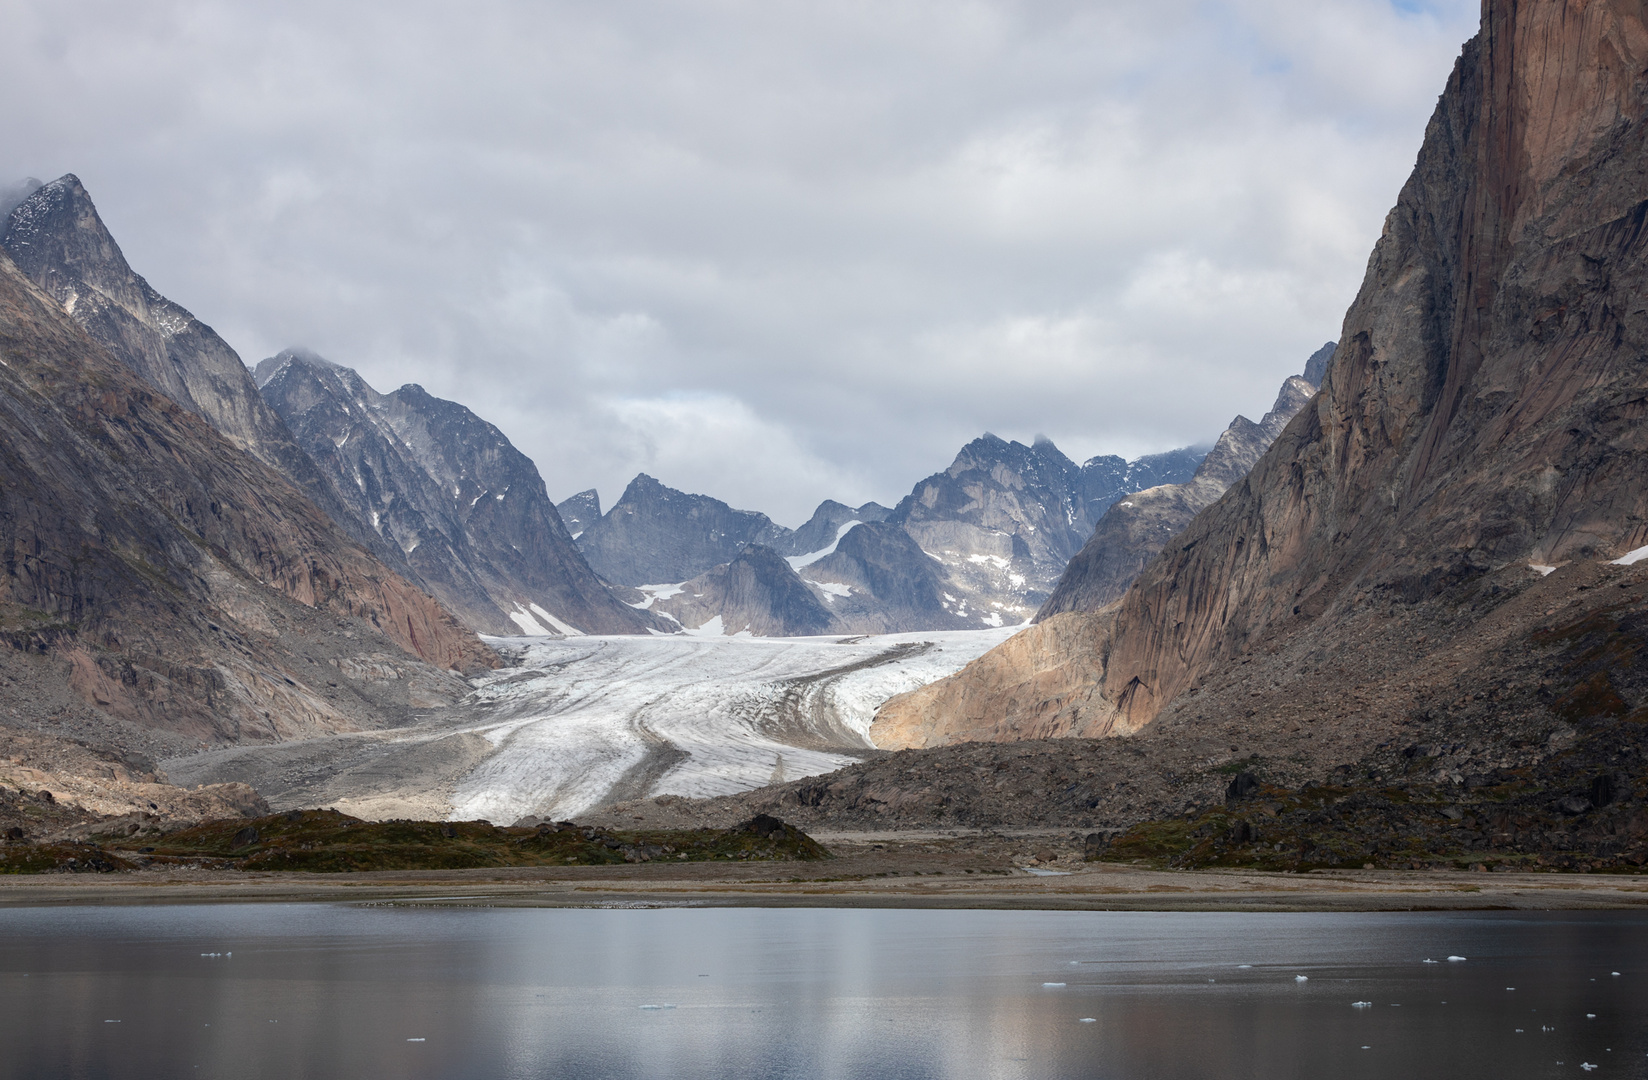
[0,904,1642,1079]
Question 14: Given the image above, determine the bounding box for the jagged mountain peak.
[577,473,790,586]
[258,348,656,636]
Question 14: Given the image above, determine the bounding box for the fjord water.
[0,907,1641,1080]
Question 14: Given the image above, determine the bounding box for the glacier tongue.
[447,627,1018,822]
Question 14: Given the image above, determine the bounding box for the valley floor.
[163,628,1020,824]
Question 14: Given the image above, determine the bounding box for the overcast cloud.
[1,0,1477,524]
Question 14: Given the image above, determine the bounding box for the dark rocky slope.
[876,0,1648,752]
[0,177,413,579]
[785,499,891,558]
[0,247,493,753]
[1038,372,1318,617]
[649,546,841,637]
[256,350,653,636]
[576,474,792,586]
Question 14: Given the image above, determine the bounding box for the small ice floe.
[1543,1026,1555,1032]
[1295,975,1309,982]
[1423,958,1439,964]
[1079,1018,1097,1023]
[1507,987,1516,991]
[1042,982,1066,988]
[200,952,231,958]
[1448,956,1467,962]
[406,1038,425,1043]
[1582,1064,1598,1071]
[1237,964,1253,969]
[104,1020,120,1024]
[1361,1046,1371,1050]
[1516,1029,1524,1033]
[638,1005,676,1010]
[1612,972,1621,976]
[1352,1001,1373,1008]
[1588,1014,1598,1019]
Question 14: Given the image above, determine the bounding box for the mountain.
[873,0,1648,753]
[799,521,973,632]
[882,434,1206,623]
[576,474,793,586]
[646,546,840,637]
[0,246,494,753]
[255,350,656,637]
[0,176,432,585]
[1037,370,1320,617]
[556,490,602,538]
[784,499,891,559]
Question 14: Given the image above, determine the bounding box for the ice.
[1351,1001,1372,1008]
[1078,1018,1096,1023]
[1448,956,1467,962]
[528,602,585,637]
[787,522,861,570]
[407,1038,426,1042]
[1582,1064,1598,1071]
[1295,975,1309,982]
[1042,982,1066,988]
[808,580,853,600]
[1612,544,1648,566]
[1423,958,1438,964]
[630,583,687,610]
[638,1004,676,1010]
[507,606,552,636]
[1530,563,1558,575]
[1588,1013,1597,1019]
[446,627,1020,821]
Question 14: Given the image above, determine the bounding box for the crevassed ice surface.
[447,627,1019,823]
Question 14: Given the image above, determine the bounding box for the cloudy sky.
[2,0,1477,525]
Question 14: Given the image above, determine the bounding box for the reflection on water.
[0,905,1643,1079]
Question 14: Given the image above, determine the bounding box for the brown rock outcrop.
[876,0,1648,748]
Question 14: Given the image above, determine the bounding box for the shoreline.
[3,858,1646,913]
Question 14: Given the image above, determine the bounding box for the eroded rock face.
[1038,374,1319,618]
[0,248,493,743]
[256,350,654,637]
[877,0,1648,747]
[556,490,602,538]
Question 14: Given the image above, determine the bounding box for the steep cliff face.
[0,249,494,745]
[785,499,892,558]
[576,474,792,586]
[0,177,421,581]
[1038,374,1318,618]
[801,521,974,633]
[256,350,653,636]
[876,0,1648,747]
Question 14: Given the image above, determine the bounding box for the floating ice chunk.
[1517,1029,1524,1033]
[1507,987,1516,991]
[638,1004,676,1010]
[1448,956,1467,962]
[1042,982,1066,988]
[407,1038,425,1042]
[1362,1046,1371,1050]
[1582,1064,1598,1071]
[104,1020,120,1023]
[1588,1013,1597,1019]
[1079,1018,1097,1023]
[1352,1001,1373,1008]
[1613,972,1621,976]
[1237,964,1252,969]
[1423,958,1438,964]
[1295,975,1309,982]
